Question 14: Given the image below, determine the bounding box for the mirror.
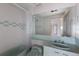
[33,8,68,36]
[32,4,79,45]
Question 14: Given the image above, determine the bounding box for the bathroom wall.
[25,12,35,47]
[35,17,52,35]
[63,5,76,37]
[0,3,30,54]
[63,11,72,36]
[73,4,79,46]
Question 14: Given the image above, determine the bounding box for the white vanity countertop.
[44,46,79,56]
[44,41,79,54]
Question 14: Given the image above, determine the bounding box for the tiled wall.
[0,4,27,54]
[0,20,25,30]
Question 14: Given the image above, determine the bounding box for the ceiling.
[16,3,76,17]
[16,3,42,11]
[34,7,69,17]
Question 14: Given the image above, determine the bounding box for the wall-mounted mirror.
[33,7,69,36]
[32,3,79,46]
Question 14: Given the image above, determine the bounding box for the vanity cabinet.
[44,46,79,56]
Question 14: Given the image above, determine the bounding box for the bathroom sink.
[53,43,69,48]
[47,41,70,50]
[51,42,69,49]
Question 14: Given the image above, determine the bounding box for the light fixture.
[51,9,58,12]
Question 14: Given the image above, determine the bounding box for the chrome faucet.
[54,40,64,44]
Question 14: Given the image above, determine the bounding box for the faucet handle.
[61,41,64,44]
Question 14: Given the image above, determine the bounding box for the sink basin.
[52,42,69,48]
[47,41,70,50]
[53,43,69,48]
